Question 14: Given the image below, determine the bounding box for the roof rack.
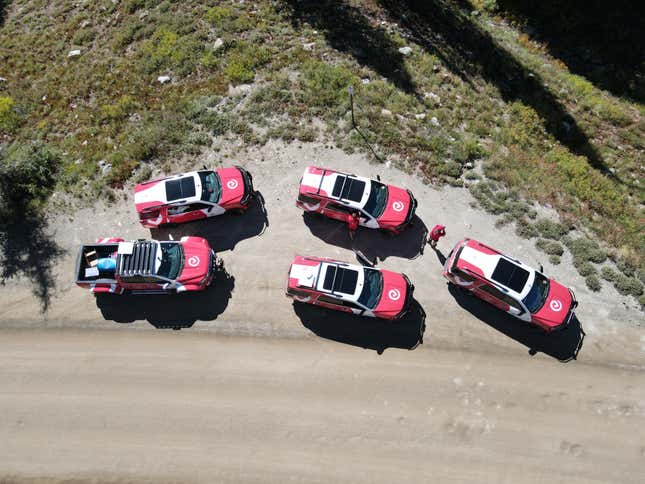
[316,169,327,194]
[117,240,157,276]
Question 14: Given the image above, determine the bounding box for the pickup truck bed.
[75,243,119,285]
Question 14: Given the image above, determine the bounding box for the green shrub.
[206,6,235,26]
[515,219,538,239]
[100,95,139,123]
[565,237,607,263]
[546,147,627,222]
[600,266,618,282]
[534,218,568,240]
[499,101,543,148]
[535,238,564,256]
[438,161,462,178]
[616,258,636,277]
[296,126,317,142]
[132,165,153,184]
[0,143,59,221]
[123,0,147,14]
[455,139,486,163]
[584,96,633,127]
[0,96,19,133]
[194,111,230,136]
[225,42,270,84]
[140,27,202,76]
[549,255,561,265]
[613,273,644,297]
[585,274,602,292]
[72,28,96,45]
[573,258,597,277]
[106,152,138,186]
[301,61,357,108]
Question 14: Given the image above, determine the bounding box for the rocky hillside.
[0,0,643,303]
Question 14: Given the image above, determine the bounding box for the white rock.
[361,78,370,84]
[398,46,413,56]
[302,42,315,51]
[213,38,224,50]
[157,76,171,84]
[381,108,392,117]
[430,116,440,127]
[228,83,252,96]
[0,77,6,83]
[102,163,112,175]
[424,91,441,104]
[68,49,81,57]
[415,113,426,120]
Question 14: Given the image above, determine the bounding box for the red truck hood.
[373,270,409,318]
[217,167,245,208]
[532,279,573,329]
[377,185,411,229]
[177,238,211,284]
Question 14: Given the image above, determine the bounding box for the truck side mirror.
[539,264,544,273]
[202,164,208,170]
[376,174,381,181]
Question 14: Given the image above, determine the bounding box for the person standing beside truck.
[428,224,446,248]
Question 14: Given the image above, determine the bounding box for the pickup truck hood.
[532,279,573,329]
[216,167,245,208]
[373,269,408,318]
[377,185,412,229]
[177,238,212,284]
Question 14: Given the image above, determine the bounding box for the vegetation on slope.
[0,0,642,302]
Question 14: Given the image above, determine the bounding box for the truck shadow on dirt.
[151,191,269,253]
[95,267,235,329]
[302,212,428,262]
[447,283,585,362]
[294,298,427,354]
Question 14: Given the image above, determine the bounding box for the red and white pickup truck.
[75,237,217,294]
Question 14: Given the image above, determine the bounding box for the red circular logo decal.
[227,179,239,189]
[187,256,200,267]
[550,299,562,312]
[392,201,404,212]
[388,289,401,301]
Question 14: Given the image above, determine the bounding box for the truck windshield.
[199,171,222,203]
[157,243,183,280]
[362,181,388,218]
[522,272,550,313]
[357,268,384,309]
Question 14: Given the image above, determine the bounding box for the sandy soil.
[0,141,642,362]
[1,330,644,484]
[1,141,644,482]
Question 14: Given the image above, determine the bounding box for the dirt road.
[1,329,644,484]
